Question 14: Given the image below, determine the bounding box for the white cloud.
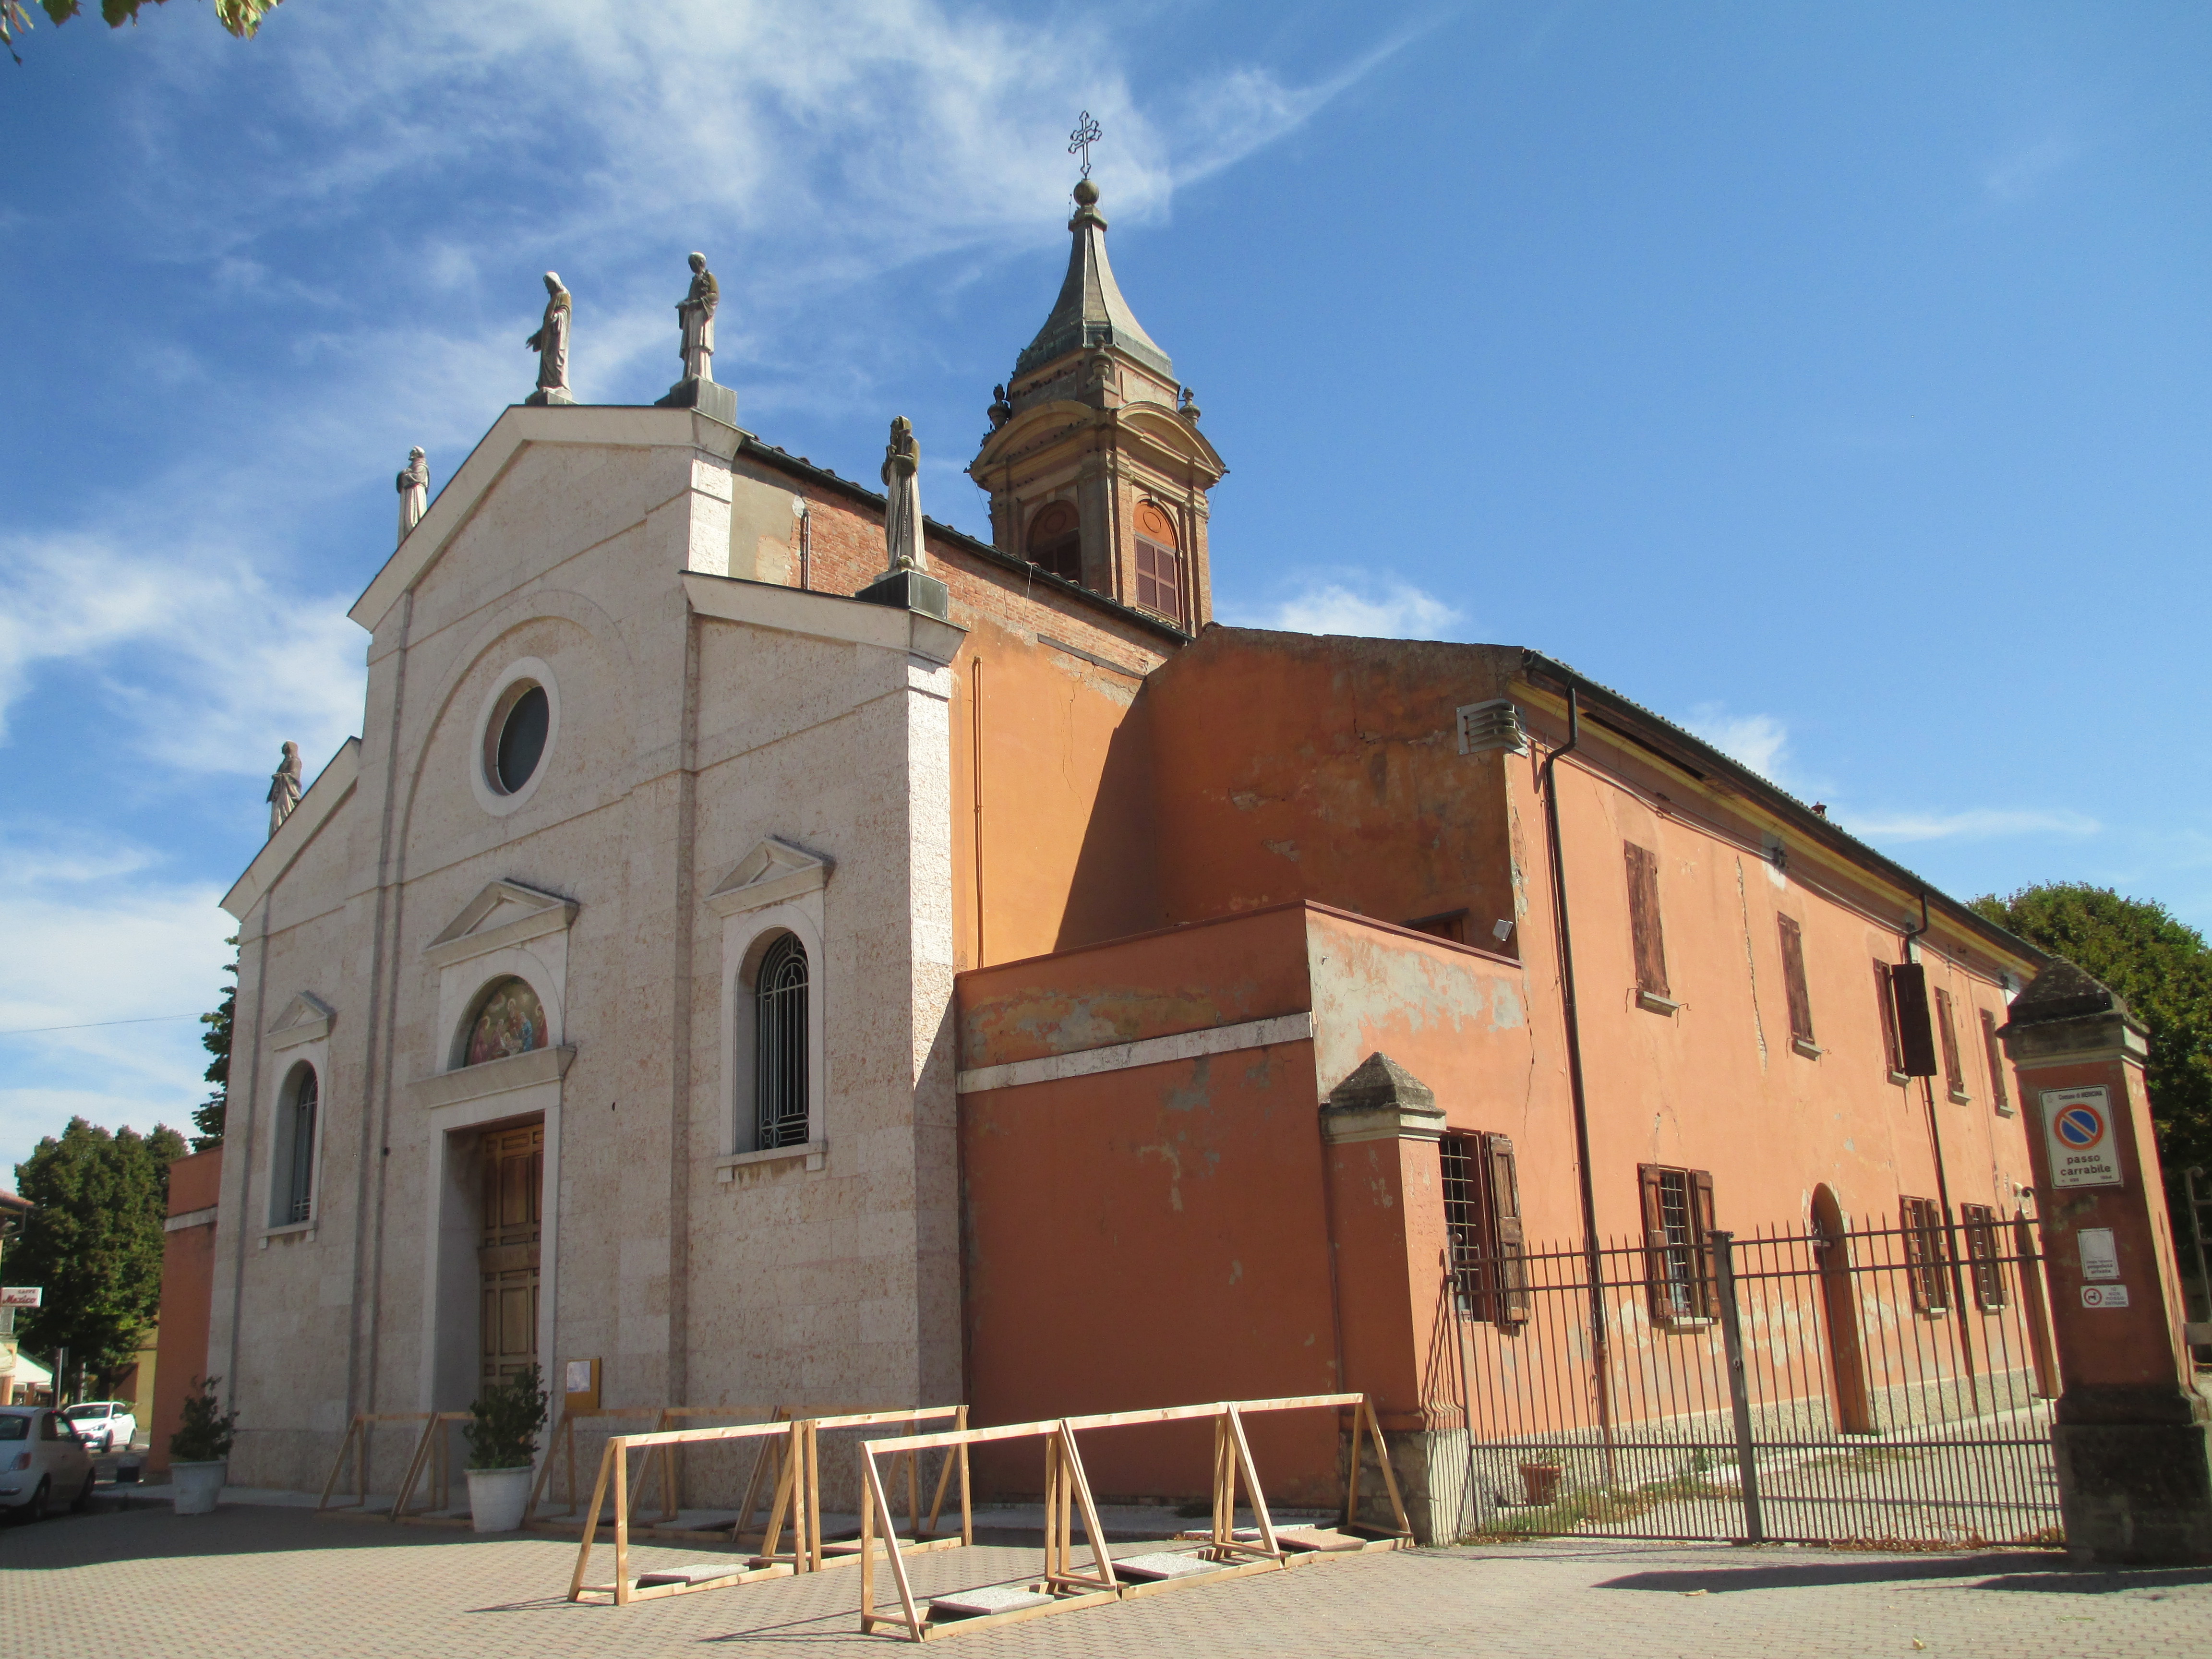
[1235,577,1466,641]
[0,832,232,1180]
[1841,807,2102,843]
[1683,703,1793,784]
[1984,133,2079,204]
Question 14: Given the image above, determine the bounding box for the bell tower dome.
[968,177,1225,630]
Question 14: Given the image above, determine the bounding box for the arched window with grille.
[1133,500,1182,623]
[754,933,810,1149]
[1025,501,1082,583]
[274,1064,318,1226]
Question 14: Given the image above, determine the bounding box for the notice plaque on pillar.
[2078,1226,2120,1280]
[564,1356,600,1414]
[2040,1086,2123,1189]
[2081,1284,2131,1309]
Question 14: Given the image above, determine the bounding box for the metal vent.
[1457,699,1528,757]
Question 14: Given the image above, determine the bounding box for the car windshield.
[0,1417,28,1441]
[63,1405,105,1419]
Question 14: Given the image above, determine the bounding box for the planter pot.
[171,1459,227,1515]
[466,1465,534,1533]
[1518,1463,1563,1507]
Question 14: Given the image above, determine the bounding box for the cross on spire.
[1069,109,1102,179]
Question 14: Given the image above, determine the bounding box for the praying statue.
[396,447,429,543]
[526,273,574,405]
[267,741,303,838]
[675,252,719,385]
[879,416,922,573]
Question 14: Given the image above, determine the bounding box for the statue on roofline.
[396,447,428,544]
[267,741,303,838]
[676,252,718,385]
[880,415,922,574]
[525,273,574,406]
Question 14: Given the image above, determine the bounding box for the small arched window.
[1026,501,1082,583]
[754,933,810,1149]
[1133,500,1181,622]
[464,977,548,1067]
[274,1064,318,1226]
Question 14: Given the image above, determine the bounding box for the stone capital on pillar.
[1998,959,2212,1564]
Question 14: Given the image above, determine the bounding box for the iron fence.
[1440,1219,2063,1547]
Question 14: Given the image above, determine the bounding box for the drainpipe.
[1538,684,1616,1474]
[1902,895,1978,1405]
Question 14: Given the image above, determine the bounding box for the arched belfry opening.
[970,175,1225,629]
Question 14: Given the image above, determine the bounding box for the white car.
[0,1406,96,1520]
[61,1401,137,1453]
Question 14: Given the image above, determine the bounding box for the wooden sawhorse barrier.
[315,1412,469,1522]
[567,1406,971,1606]
[857,1392,1410,1642]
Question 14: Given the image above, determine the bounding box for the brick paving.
[1,1499,2205,1657]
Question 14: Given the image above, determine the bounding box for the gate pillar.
[1998,960,2212,1564]
[1319,1052,1462,1544]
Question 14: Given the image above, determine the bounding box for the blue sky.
[2,1,2208,1180]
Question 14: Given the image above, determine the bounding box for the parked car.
[0,1406,95,1520]
[61,1401,137,1453]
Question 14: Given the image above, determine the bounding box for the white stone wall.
[214,409,965,1499]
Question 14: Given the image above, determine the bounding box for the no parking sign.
[2042,1086,2123,1189]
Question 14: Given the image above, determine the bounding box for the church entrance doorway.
[478,1119,543,1392]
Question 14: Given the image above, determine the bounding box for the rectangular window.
[1443,1132,1527,1324]
[1935,987,1968,1102]
[1778,914,1817,1056]
[1406,910,1468,945]
[1624,842,1672,1006]
[1960,1202,2007,1311]
[1638,1163,1716,1323]
[1134,538,1181,622]
[1899,1195,1950,1315]
[1979,1008,2012,1114]
[1874,961,1907,1081]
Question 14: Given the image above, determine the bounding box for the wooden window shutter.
[1624,842,1670,998]
[1935,988,1965,1096]
[1777,915,1815,1046]
[1899,1196,1948,1314]
[1960,1202,2005,1311]
[1979,1009,2011,1111]
[1690,1168,1719,1319]
[1874,962,1905,1076]
[1888,962,1939,1078]
[1637,1163,1671,1320]
[1485,1134,1529,1323]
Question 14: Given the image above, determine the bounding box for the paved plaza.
[1,1497,2206,1658]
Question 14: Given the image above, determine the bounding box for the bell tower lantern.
[968,177,1225,631]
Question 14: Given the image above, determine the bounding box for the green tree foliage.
[9,1118,186,1393]
[4,0,280,63]
[193,937,238,1151]
[1972,884,2212,1220]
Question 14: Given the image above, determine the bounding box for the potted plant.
[168,1375,238,1515]
[1518,1458,1564,1507]
[463,1363,546,1533]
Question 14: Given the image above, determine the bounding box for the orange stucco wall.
[149,1147,221,1474]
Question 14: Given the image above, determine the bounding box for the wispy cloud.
[1843,807,2102,843]
[1683,702,1794,786]
[1984,132,2079,204]
[1229,574,1466,641]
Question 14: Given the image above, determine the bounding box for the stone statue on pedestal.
[526,273,574,406]
[880,416,922,573]
[396,447,429,543]
[676,253,718,385]
[267,741,303,838]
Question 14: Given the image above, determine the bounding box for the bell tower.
[969,176,1225,631]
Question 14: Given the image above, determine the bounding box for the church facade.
[209,177,2044,1538]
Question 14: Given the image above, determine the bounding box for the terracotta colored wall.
[150,1147,221,1473]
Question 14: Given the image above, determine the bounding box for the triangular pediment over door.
[425,879,579,969]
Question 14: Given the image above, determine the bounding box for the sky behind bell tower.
[2,0,2208,1176]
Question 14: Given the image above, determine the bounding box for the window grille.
[285,1068,318,1225]
[754,934,810,1150]
[1443,1131,1529,1325]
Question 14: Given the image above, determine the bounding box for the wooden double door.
[479,1121,543,1391]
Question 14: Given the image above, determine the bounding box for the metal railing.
[1446,1219,2063,1547]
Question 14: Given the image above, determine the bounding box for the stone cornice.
[408,1044,575,1110]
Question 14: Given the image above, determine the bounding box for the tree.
[8,1118,185,1395]
[4,0,281,64]
[1972,884,2212,1231]
[193,937,238,1150]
